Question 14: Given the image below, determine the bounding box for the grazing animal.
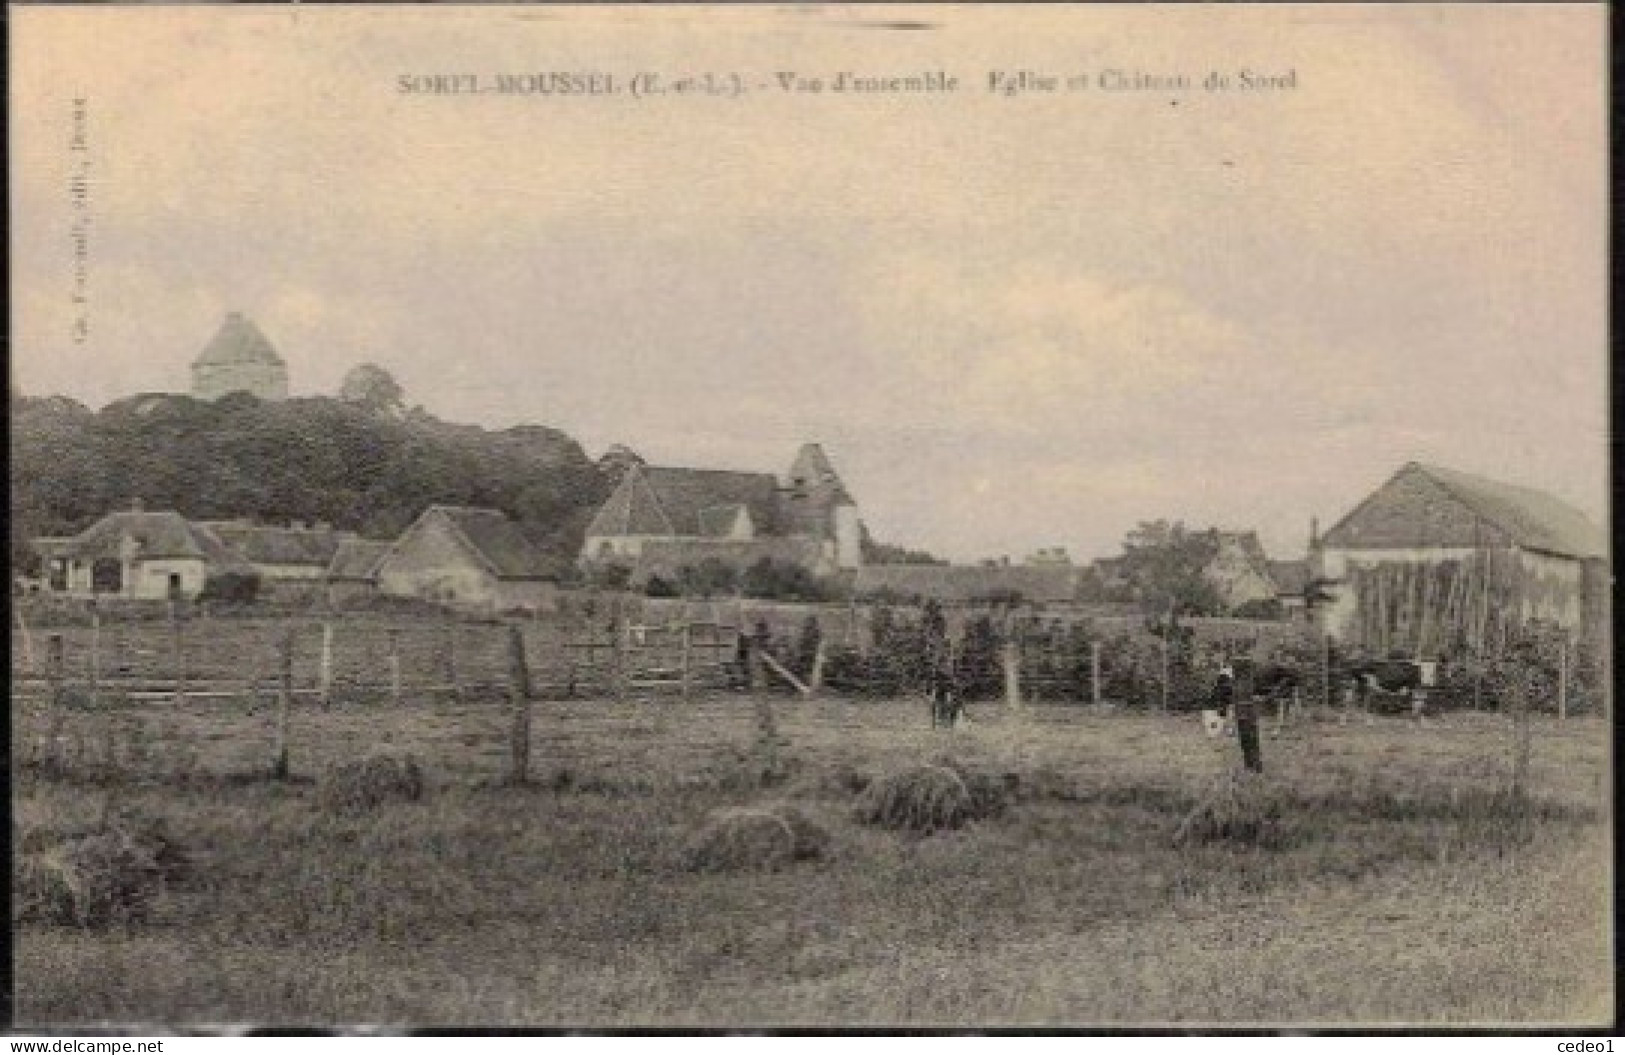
[1345,660,1428,716]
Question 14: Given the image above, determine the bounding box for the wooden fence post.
[445,618,461,702]
[1558,633,1569,721]
[1090,640,1102,707]
[388,629,403,706]
[47,632,65,708]
[1159,617,1171,713]
[680,623,693,702]
[508,624,532,785]
[170,602,186,705]
[88,606,101,705]
[810,637,827,696]
[1001,640,1022,711]
[16,606,37,674]
[319,621,334,708]
[612,605,628,703]
[273,626,294,779]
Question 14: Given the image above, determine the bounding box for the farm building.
[323,537,394,605]
[32,509,255,600]
[190,312,289,402]
[1203,531,1279,611]
[852,563,1080,605]
[1312,462,1608,657]
[375,506,562,611]
[581,443,863,584]
[196,520,353,585]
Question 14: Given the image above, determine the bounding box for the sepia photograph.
[8,2,1611,1030]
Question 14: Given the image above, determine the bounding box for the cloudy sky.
[12,5,1606,563]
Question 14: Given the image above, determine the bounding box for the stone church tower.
[190,312,289,401]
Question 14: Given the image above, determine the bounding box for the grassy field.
[13,693,1612,1028]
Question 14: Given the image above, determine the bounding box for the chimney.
[1309,516,1320,551]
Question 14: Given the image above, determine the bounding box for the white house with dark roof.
[581,443,863,582]
[1312,461,1607,652]
[33,508,255,600]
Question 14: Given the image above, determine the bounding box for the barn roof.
[326,538,393,580]
[193,313,286,368]
[587,465,782,538]
[1415,463,1606,559]
[1323,462,1605,561]
[427,506,561,580]
[200,522,350,566]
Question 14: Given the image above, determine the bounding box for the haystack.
[682,803,830,872]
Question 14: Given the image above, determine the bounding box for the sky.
[11,4,1607,564]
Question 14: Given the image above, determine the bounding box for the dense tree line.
[11,391,611,574]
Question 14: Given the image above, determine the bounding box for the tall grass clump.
[1172,771,1303,851]
[317,754,426,815]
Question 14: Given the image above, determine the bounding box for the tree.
[339,363,405,415]
[1117,520,1224,617]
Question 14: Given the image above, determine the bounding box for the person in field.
[1203,663,1235,737]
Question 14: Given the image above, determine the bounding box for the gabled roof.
[588,465,782,539]
[47,511,254,573]
[1415,463,1605,559]
[326,538,393,580]
[200,522,350,566]
[421,506,560,580]
[1323,462,1606,560]
[193,313,286,368]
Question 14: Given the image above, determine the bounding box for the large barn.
[1312,462,1607,658]
[374,505,562,611]
[581,443,863,584]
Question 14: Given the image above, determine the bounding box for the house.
[197,520,353,584]
[190,312,289,402]
[581,443,863,584]
[853,564,1080,605]
[32,509,254,600]
[1202,531,1279,611]
[1312,462,1607,655]
[324,538,393,605]
[375,506,561,611]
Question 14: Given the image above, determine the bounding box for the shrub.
[15,814,186,927]
[681,804,830,872]
[643,574,679,598]
[198,570,261,605]
[317,754,426,814]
